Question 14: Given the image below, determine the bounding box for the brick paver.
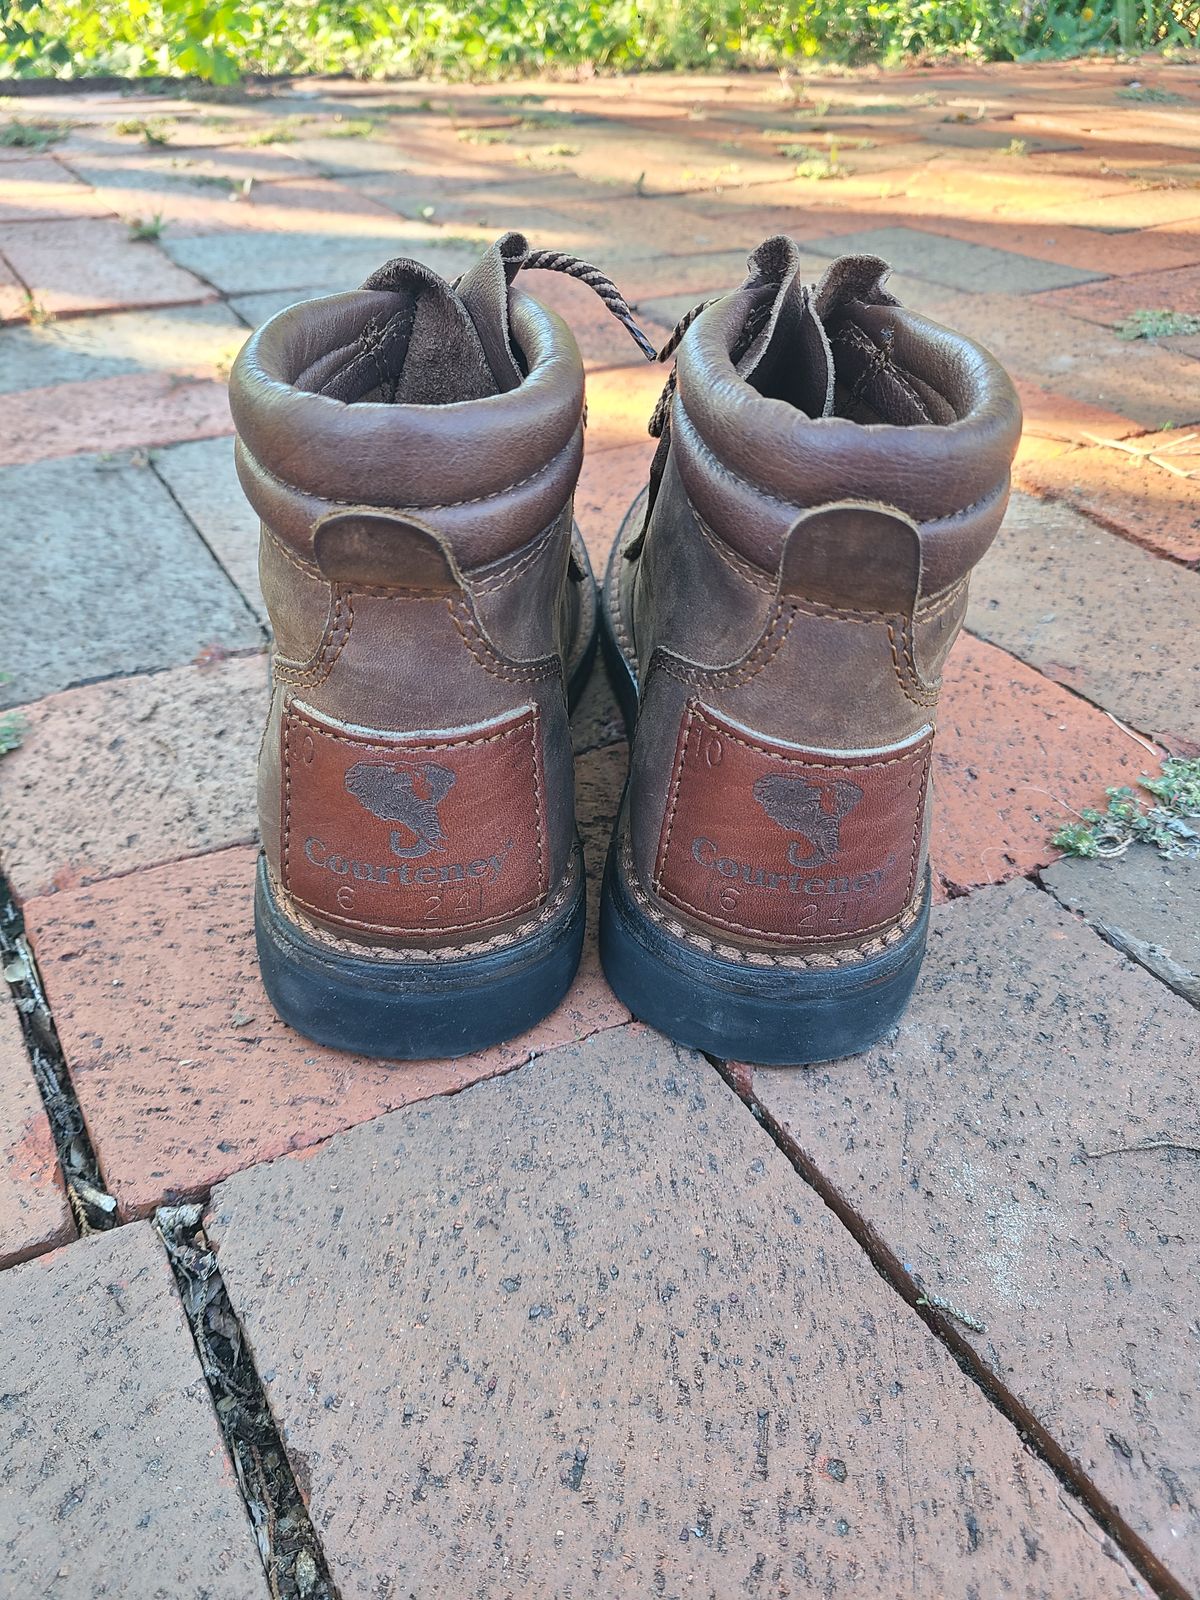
[0,1223,268,1597]
[0,653,266,902]
[1043,848,1199,1008]
[968,493,1200,751]
[0,994,73,1268]
[153,435,264,621]
[0,451,262,708]
[749,880,1200,1594]
[0,216,213,320]
[23,743,628,1217]
[2,63,1199,1593]
[207,1028,1148,1599]
[931,633,1158,896]
[1017,427,1200,567]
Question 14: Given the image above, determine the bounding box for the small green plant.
[115,116,173,145]
[1115,309,1200,340]
[542,142,580,157]
[245,119,305,146]
[1117,84,1187,103]
[326,117,377,138]
[1052,757,1200,861]
[794,150,846,180]
[1001,137,1029,157]
[456,126,509,145]
[127,212,165,241]
[0,119,65,150]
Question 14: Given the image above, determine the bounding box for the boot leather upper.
[615,240,1022,960]
[230,238,590,953]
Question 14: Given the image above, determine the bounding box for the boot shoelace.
[517,248,734,438]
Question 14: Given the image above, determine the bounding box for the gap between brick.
[705,1051,1188,1600]
[0,869,116,1234]
[155,1204,341,1600]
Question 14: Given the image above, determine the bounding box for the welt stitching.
[627,840,922,962]
[272,860,576,958]
[285,884,544,938]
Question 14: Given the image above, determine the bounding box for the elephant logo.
[344,761,457,859]
[752,774,862,868]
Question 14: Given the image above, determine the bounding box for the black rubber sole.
[256,567,599,1061]
[256,850,586,1060]
[600,846,930,1065]
[598,536,928,1067]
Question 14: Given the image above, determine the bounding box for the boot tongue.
[738,236,836,419]
[354,232,528,405]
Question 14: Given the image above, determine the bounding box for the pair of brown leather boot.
[230,231,1020,1066]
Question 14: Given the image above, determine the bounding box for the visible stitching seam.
[280,705,549,935]
[243,432,580,512]
[273,587,353,688]
[449,598,561,685]
[651,705,933,945]
[625,839,922,967]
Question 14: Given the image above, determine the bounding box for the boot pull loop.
[312,508,463,595]
[779,502,923,619]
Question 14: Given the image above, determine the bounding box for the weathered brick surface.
[0,1223,268,1597]
[894,279,1200,430]
[573,438,653,569]
[24,743,629,1217]
[0,371,233,468]
[0,653,267,902]
[163,227,482,297]
[931,633,1158,897]
[1034,261,1200,334]
[967,493,1200,752]
[0,452,262,709]
[208,1027,1147,1600]
[0,155,112,221]
[0,217,212,319]
[153,435,264,621]
[807,223,1104,293]
[0,301,245,394]
[1017,429,1200,567]
[0,994,73,1269]
[1043,847,1199,1008]
[751,879,1200,1593]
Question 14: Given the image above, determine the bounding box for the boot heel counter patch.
[654,701,932,944]
[282,702,548,936]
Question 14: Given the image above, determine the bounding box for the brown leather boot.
[230,232,652,1058]
[599,239,1022,1065]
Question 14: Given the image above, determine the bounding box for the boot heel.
[255,850,586,1060]
[599,843,929,1067]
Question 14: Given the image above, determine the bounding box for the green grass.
[0,119,66,149]
[1115,308,1200,339]
[127,211,166,240]
[0,0,1195,83]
